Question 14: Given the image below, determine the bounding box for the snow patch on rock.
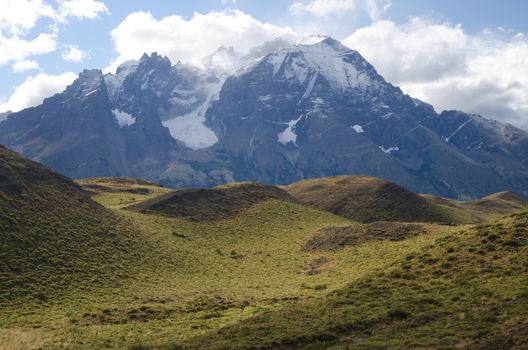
[278,114,304,146]
[352,124,364,133]
[112,109,136,127]
[162,80,222,150]
[445,119,472,142]
[84,89,98,97]
[378,145,400,154]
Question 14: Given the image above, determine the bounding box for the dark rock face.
[0,70,128,178]
[0,38,527,199]
[202,38,528,198]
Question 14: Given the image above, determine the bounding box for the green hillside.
[167,212,528,349]
[285,175,528,224]
[128,182,297,221]
[284,176,461,223]
[423,191,528,223]
[1,157,527,349]
[0,146,150,305]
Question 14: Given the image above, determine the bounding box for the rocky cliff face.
[1,37,527,199]
[202,37,527,198]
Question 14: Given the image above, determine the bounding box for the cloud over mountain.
[344,18,528,127]
[108,10,295,71]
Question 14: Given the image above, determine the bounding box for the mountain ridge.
[0,37,527,199]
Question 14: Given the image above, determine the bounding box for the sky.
[1,0,528,128]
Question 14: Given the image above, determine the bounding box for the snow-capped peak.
[263,37,377,92]
[296,35,329,46]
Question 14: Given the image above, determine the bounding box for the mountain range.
[1,36,527,199]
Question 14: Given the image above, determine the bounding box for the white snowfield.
[266,38,373,92]
[278,114,304,146]
[352,124,364,133]
[112,109,136,127]
[161,80,222,150]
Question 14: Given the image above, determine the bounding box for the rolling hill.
[284,175,528,224]
[423,191,528,223]
[128,182,297,221]
[2,149,528,349]
[284,175,458,223]
[169,211,528,350]
[0,146,155,305]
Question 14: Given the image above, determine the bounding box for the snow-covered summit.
[296,35,329,46]
[260,37,381,92]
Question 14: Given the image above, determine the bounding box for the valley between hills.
[1,145,528,349]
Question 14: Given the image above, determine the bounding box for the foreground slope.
[0,146,148,304]
[167,212,528,350]
[3,169,526,349]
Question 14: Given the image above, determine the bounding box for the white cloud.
[56,0,109,22]
[0,0,55,35]
[12,59,40,73]
[0,72,77,113]
[290,0,391,20]
[108,10,295,71]
[343,18,528,128]
[0,0,108,68]
[0,0,109,33]
[0,33,56,66]
[61,45,88,62]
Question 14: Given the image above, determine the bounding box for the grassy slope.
[171,212,528,350]
[423,191,528,223]
[0,148,153,306]
[285,175,528,224]
[0,177,460,349]
[128,182,297,221]
[283,176,463,224]
[2,174,527,349]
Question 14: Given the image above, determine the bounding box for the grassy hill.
[128,182,297,221]
[284,176,459,223]
[0,146,150,305]
[285,175,528,224]
[165,211,528,349]
[423,191,528,223]
[2,162,528,349]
